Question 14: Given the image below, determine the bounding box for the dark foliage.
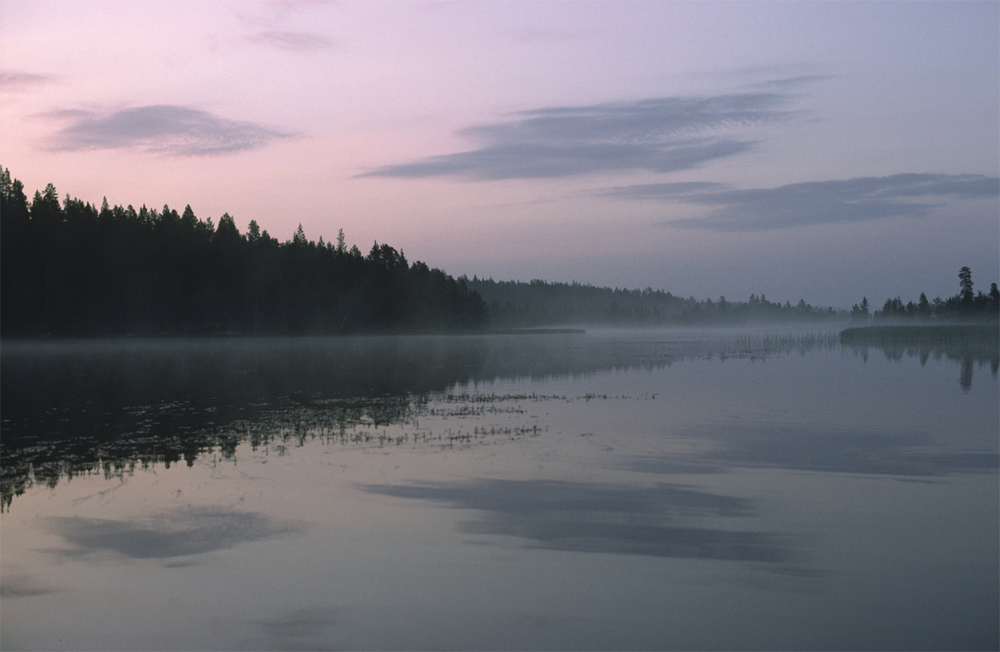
[0,167,487,336]
[860,266,999,323]
[467,278,841,327]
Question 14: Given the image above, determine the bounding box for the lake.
[1,328,997,651]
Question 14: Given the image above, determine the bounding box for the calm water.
[2,329,997,651]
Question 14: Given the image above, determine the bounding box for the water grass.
[714,330,840,360]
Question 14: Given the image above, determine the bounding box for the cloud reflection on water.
[244,607,343,651]
[361,479,800,564]
[44,506,299,561]
[627,425,999,478]
[0,574,58,598]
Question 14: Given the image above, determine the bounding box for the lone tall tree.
[959,266,974,303]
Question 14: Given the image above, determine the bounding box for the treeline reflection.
[3,333,680,509]
[2,330,994,510]
[841,325,999,390]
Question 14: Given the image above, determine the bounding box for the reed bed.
[713,330,840,359]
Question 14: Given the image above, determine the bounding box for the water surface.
[2,329,997,650]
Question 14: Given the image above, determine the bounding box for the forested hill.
[466,278,841,327]
[0,168,487,336]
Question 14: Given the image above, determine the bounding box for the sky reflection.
[627,424,1000,478]
[43,506,300,561]
[0,574,58,599]
[361,479,802,565]
[1,332,996,650]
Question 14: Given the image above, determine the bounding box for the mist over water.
[2,328,997,650]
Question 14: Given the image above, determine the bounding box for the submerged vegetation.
[0,388,552,512]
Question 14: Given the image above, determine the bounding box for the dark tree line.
[466,277,840,327]
[6,166,993,336]
[0,167,487,336]
[851,266,1000,323]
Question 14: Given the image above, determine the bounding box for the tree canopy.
[0,167,487,336]
[467,278,842,327]
[4,166,994,336]
[864,267,999,323]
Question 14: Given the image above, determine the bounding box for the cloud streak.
[749,74,835,90]
[247,30,336,52]
[607,173,999,231]
[361,92,801,180]
[0,71,57,91]
[45,105,294,156]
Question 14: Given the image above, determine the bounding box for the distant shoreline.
[0,327,589,342]
[482,328,586,335]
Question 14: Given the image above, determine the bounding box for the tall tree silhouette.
[959,266,974,304]
[0,167,487,336]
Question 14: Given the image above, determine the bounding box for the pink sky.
[2,0,997,307]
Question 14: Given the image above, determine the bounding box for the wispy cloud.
[508,28,585,44]
[360,92,801,180]
[269,0,338,15]
[608,173,999,231]
[44,105,294,156]
[749,74,835,90]
[604,181,728,200]
[247,30,336,52]
[235,1,337,52]
[0,71,57,91]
